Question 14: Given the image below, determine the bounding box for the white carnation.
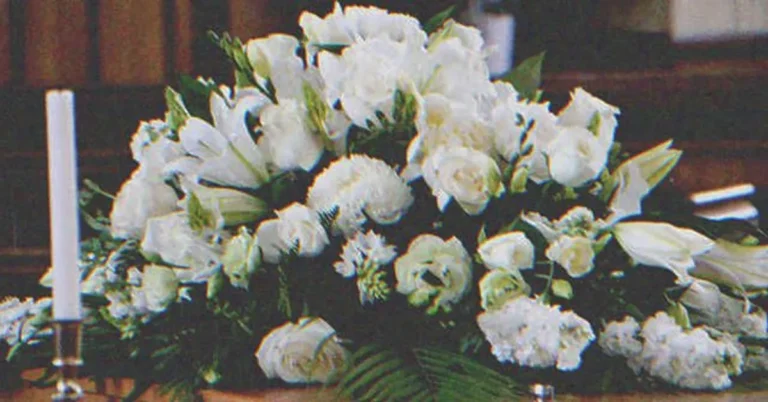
[300,2,427,61]
[307,155,414,236]
[598,316,643,358]
[477,297,595,371]
[626,312,743,390]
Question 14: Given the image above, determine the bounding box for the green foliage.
[186,192,215,233]
[208,31,277,103]
[336,345,520,402]
[423,5,456,34]
[501,52,546,101]
[165,87,190,132]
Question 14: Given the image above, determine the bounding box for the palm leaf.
[336,345,521,402]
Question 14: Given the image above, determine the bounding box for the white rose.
[477,232,535,271]
[546,126,608,188]
[256,317,349,384]
[422,147,504,215]
[256,203,330,264]
[141,265,180,313]
[546,235,595,278]
[403,94,494,180]
[614,222,714,284]
[110,171,179,239]
[394,234,472,314]
[557,87,620,150]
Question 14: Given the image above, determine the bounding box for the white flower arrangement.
[6,3,768,399]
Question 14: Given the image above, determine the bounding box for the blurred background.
[1,0,768,293]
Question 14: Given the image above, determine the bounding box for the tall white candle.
[46,90,82,321]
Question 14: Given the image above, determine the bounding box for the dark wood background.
[1,0,767,292]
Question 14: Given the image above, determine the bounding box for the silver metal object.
[52,320,84,401]
[529,383,555,401]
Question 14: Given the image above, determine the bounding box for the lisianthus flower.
[394,234,472,314]
[141,212,222,279]
[245,34,304,100]
[477,232,535,271]
[546,126,608,188]
[557,87,620,151]
[221,227,261,290]
[258,98,325,172]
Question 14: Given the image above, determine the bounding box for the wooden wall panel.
[229,0,281,41]
[0,0,9,86]
[99,0,166,85]
[23,0,90,87]
[172,0,194,75]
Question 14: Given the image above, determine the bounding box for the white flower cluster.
[0,297,51,347]
[334,230,397,304]
[476,297,595,371]
[599,312,744,390]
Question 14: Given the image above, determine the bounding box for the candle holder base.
[52,320,83,401]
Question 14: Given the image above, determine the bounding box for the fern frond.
[336,345,521,402]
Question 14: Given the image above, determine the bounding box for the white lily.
[607,140,682,223]
[477,232,535,271]
[614,222,714,284]
[178,88,270,189]
[692,239,768,290]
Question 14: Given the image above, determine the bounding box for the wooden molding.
[98,0,166,85]
[23,0,90,87]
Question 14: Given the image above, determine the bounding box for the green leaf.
[477,224,488,246]
[165,87,190,132]
[500,51,546,101]
[667,302,691,329]
[424,5,456,34]
[336,345,520,402]
[552,279,574,300]
[186,192,215,233]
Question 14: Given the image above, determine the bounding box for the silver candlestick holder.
[529,383,555,401]
[52,320,84,401]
